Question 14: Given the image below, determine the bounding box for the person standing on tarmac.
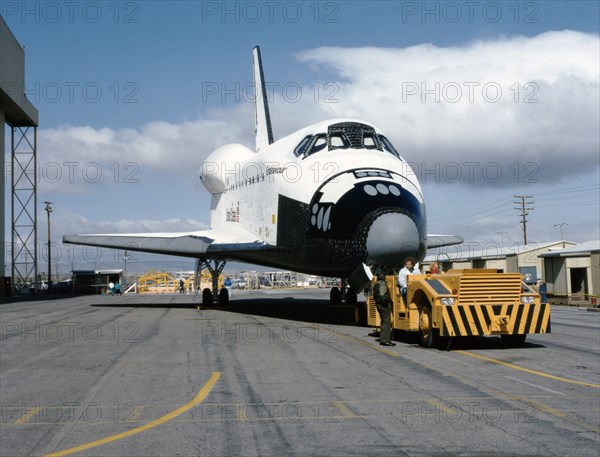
[373,273,396,347]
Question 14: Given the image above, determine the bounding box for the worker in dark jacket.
[373,274,396,346]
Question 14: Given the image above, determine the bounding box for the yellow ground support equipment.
[365,269,550,348]
[137,270,222,294]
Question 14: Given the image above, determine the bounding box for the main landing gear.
[196,259,229,307]
[329,279,366,325]
[329,278,359,305]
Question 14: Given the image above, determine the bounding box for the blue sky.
[2,1,599,273]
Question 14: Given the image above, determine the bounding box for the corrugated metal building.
[423,241,576,283]
[539,240,600,305]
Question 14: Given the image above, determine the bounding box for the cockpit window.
[294,135,313,157]
[378,135,400,158]
[296,127,400,159]
[307,134,327,156]
[363,133,379,149]
[329,133,349,150]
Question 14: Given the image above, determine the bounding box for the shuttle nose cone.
[366,212,420,266]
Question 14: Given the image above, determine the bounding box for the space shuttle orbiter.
[65,46,462,305]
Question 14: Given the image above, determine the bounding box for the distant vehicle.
[32,281,48,291]
[64,47,463,306]
[52,280,73,293]
[229,279,246,289]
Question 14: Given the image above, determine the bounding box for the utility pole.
[44,201,53,292]
[514,195,533,245]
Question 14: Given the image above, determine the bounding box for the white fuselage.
[200,119,426,276]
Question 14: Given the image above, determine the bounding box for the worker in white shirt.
[398,257,420,299]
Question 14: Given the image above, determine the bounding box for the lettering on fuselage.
[226,207,240,222]
[266,167,286,175]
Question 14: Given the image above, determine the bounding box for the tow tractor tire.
[418,303,439,348]
[501,334,527,348]
[202,288,213,306]
[330,287,342,306]
[219,288,230,306]
[345,289,358,305]
[354,303,367,326]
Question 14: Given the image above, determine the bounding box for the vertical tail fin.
[253,46,274,151]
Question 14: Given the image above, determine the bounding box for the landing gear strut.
[329,278,358,305]
[196,259,228,306]
[329,278,364,324]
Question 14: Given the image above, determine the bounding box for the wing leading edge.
[63,228,273,259]
[426,235,464,249]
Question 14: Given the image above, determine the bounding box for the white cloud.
[296,30,600,185]
[36,106,254,195]
[37,30,599,195]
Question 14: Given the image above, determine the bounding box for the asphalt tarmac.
[1,289,599,456]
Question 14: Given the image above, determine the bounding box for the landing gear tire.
[345,289,357,305]
[330,287,342,306]
[418,303,439,348]
[501,334,526,348]
[219,288,230,306]
[202,288,213,306]
[354,303,367,326]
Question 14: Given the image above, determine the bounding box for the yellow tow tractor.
[362,269,551,348]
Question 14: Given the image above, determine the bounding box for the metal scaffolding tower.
[1,16,39,295]
[11,127,38,289]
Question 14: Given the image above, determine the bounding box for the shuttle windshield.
[378,135,400,158]
[293,123,401,159]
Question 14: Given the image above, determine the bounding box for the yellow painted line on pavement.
[15,407,41,425]
[458,351,600,389]
[502,392,600,434]
[334,401,355,418]
[44,372,221,457]
[426,399,457,416]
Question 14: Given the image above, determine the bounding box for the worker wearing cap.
[373,273,395,346]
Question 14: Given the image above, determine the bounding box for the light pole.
[123,250,129,274]
[44,201,53,292]
[554,222,568,240]
[497,231,507,248]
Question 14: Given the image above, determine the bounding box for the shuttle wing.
[63,226,272,259]
[426,235,464,249]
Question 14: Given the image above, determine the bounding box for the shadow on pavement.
[91,294,357,326]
